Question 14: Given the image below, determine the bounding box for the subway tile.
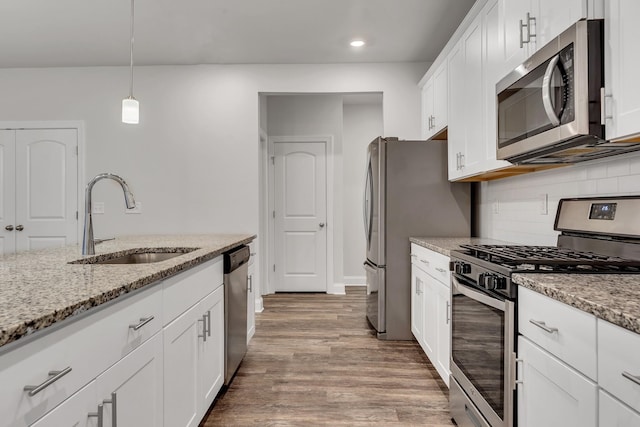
[586,163,608,179]
[618,175,640,194]
[606,159,630,177]
[596,177,619,194]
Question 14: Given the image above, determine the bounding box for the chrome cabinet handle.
[24,366,72,396]
[446,300,450,324]
[4,225,13,231]
[622,371,640,387]
[248,275,253,292]
[436,267,447,273]
[206,310,211,337]
[460,153,465,169]
[420,259,430,266]
[102,392,117,427]
[16,225,24,231]
[129,316,154,331]
[198,313,209,341]
[520,12,536,48]
[519,18,526,48]
[88,404,104,427]
[600,87,613,125]
[514,358,524,388]
[416,281,422,295]
[529,319,558,333]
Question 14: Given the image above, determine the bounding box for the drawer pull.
[529,319,558,334]
[420,259,430,265]
[622,371,640,387]
[129,316,154,331]
[436,267,447,273]
[88,404,104,427]
[24,366,72,396]
[205,310,211,338]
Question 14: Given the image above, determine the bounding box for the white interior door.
[0,130,16,254]
[274,141,327,292]
[15,129,78,252]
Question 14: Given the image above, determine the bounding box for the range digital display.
[589,203,617,220]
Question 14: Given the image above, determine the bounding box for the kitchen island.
[0,233,254,427]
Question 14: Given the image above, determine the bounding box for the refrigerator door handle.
[362,153,370,241]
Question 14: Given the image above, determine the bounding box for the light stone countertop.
[0,234,255,349]
[409,236,513,256]
[410,236,640,335]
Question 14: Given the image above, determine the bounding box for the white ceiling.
[0,0,475,68]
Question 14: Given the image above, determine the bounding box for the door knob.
[16,225,24,231]
[5,225,13,231]
[319,223,325,228]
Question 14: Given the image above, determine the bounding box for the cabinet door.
[447,40,465,180]
[500,0,532,75]
[30,381,97,427]
[435,281,451,387]
[422,274,438,361]
[599,390,640,427]
[605,0,640,141]
[410,263,425,346]
[198,286,225,415]
[517,337,597,427]
[421,79,435,139]
[536,0,586,49]
[164,303,201,427]
[0,130,16,255]
[96,333,164,427]
[432,62,448,135]
[247,249,256,343]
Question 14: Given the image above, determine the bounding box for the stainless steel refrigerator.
[363,137,470,340]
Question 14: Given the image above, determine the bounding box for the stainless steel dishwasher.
[223,245,250,385]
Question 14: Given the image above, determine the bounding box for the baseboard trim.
[327,282,346,295]
[255,296,264,313]
[344,276,366,286]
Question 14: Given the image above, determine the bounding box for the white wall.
[342,103,383,284]
[266,94,345,289]
[0,62,425,296]
[478,152,640,245]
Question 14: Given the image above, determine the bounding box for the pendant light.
[122,0,139,124]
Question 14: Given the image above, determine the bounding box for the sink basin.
[70,248,199,265]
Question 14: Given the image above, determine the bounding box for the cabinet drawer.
[598,320,640,413]
[599,389,640,427]
[518,286,597,380]
[0,284,162,427]
[163,256,223,325]
[410,243,450,286]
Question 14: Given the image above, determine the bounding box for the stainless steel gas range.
[448,196,640,427]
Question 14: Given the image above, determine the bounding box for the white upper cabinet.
[421,61,448,140]
[605,0,640,142]
[498,0,589,82]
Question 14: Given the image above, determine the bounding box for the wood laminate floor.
[202,287,454,426]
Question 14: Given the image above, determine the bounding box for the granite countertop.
[0,234,255,349]
[513,273,640,334]
[409,236,513,256]
[410,236,640,335]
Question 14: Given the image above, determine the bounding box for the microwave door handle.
[542,54,561,126]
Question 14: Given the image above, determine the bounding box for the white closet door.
[15,129,78,252]
[0,130,16,254]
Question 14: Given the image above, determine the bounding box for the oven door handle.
[542,54,562,126]
[451,275,506,312]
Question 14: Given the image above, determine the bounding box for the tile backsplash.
[478,152,640,245]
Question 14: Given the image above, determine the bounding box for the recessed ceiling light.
[350,40,365,47]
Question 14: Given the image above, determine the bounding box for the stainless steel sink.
[70,248,198,265]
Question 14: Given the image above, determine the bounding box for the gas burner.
[458,244,640,273]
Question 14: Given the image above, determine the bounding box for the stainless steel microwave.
[496,20,640,164]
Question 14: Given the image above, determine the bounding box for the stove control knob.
[482,274,507,291]
[455,262,471,275]
[495,276,507,290]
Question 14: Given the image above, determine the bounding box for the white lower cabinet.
[96,332,164,427]
[30,381,97,427]
[164,285,224,427]
[410,244,451,387]
[599,389,640,427]
[247,244,256,343]
[517,336,597,427]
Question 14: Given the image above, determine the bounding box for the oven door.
[450,274,515,427]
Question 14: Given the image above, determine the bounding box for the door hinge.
[75,146,78,155]
[273,264,276,272]
[76,211,78,220]
[272,210,275,218]
[271,156,275,165]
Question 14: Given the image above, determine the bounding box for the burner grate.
[459,244,640,273]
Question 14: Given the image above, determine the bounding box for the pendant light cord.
[129,0,135,98]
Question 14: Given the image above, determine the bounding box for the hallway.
[203,287,454,426]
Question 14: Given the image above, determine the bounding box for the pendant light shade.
[122,0,139,124]
[122,97,139,124]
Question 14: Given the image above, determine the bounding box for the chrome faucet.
[82,173,136,255]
